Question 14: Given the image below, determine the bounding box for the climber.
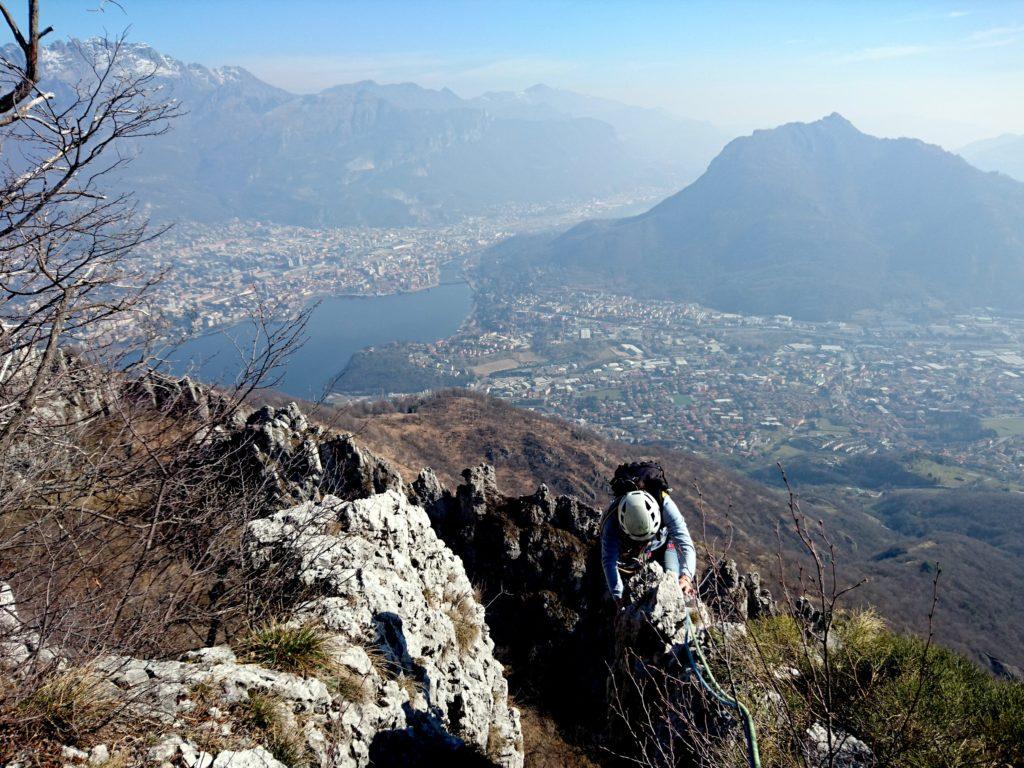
[602,461,697,608]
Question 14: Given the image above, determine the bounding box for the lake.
[168,280,473,400]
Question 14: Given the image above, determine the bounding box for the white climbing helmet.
[617,490,661,542]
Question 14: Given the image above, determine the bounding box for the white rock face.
[0,581,51,670]
[25,491,523,768]
[1,489,522,768]
[245,491,523,768]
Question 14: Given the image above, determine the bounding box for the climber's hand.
[679,575,697,597]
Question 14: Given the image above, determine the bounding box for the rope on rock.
[681,609,762,768]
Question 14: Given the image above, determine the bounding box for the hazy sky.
[24,0,1024,148]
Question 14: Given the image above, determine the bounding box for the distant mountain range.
[487,113,1024,320]
[960,134,1024,182]
[24,39,730,227]
[474,83,726,182]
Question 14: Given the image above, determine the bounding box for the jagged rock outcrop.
[244,490,523,767]
[1,490,523,767]
[414,464,613,722]
[0,346,110,435]
[607,565,730,765]
[227,403,405,504]
[700,559,778,622]
[409,462,786,739]
[125,369,240,426]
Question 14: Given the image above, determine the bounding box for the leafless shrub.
[607,464,944,767]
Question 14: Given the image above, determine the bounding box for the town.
[128,219,500,334]
[121,188,669,339]
[362,285,1024,487]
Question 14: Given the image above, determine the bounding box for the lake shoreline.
[168,272,475,401]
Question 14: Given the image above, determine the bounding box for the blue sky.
[18,0,1024,147]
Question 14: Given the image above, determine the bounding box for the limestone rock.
[804,722,875,767]
[409,467,450,525]
[211,748,285,768]
[415,465,610,724]
[244,491,523,768]
[700,559,778,622]
[60,489,522,767]
[0,581,49,670]
[318,434,404,499]
[227,404,404,504]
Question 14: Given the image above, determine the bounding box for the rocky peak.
[224,403,405,504]
[243,490,523,767]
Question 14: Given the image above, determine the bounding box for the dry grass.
[328,667,369,704]
[11,666,118,744]
[446,593,481,653]
[517,704,601,768]
[0,666,149,767]
[239,691,307,768]
[363,639,400,681]
[396,674,424,701]
[234,621,337,678]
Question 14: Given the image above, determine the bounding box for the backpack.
[609,461,670,499]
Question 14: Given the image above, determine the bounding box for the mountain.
[487,114,1024,320]
[25,39,716,226]
[960,133,1024,182]
[5,361,1023,766]
[474,83,730,184]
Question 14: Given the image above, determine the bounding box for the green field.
[590,387,623,402]
[672,394,694,407]
[811,417,851,436]
[909,457,986,487]
[772,444,805,460]
[982,416,1024,438]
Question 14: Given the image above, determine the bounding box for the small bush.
[708,610,1024,768]
[834,633,1024,767]
[833,608,885,652]
[234,621,336,678]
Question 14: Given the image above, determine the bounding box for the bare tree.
[0,9,316,761]
[0,1,180,452]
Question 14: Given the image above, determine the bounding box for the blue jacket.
[601,494,697,599]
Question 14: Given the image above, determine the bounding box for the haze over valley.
[22,33,1024,670]
[3,3,1024,766]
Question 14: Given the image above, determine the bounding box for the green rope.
[681,610,762,768]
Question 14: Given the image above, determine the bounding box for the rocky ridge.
[2,398,876,767]
[2,490,523,768]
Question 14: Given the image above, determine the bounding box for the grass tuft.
[328,667,369,703]
[234,621,336,678]
[240,691,307,768]
[14,666,116,744]
[446,593,481,653]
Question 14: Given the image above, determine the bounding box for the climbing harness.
[681,608,762,768]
